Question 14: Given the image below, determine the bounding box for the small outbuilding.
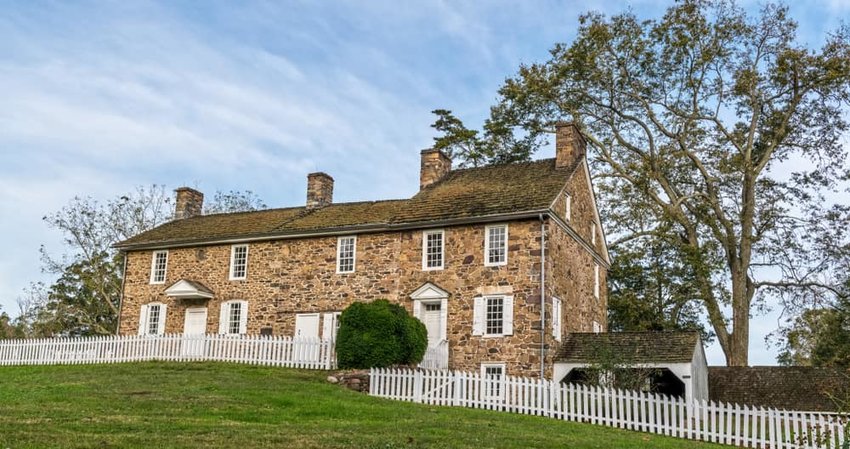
[552,331,708,402]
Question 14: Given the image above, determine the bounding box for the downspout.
[539,213,546,379]
[115,251,128,336]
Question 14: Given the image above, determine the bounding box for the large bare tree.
[432,1,850,365]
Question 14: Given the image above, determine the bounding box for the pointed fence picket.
[0,334,336,370]
[369,367,848,449]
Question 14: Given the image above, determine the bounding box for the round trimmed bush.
[335,299,427,369]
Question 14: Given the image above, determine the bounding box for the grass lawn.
[0,362,722,449]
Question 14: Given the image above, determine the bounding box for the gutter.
[539,213,546,379]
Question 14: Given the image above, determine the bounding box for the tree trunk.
[726,274,751,366]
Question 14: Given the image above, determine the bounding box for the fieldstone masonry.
[306,172,334,209]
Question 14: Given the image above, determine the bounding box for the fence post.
[413,369,423,404]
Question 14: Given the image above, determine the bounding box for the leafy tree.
[608,236,712,342]
[336,300,427,369]
[0,306,21,339]
[25,185,267,336]
[431,1,850,365]
[778,291,850,368]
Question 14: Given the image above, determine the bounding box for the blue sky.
[1,0,847,365]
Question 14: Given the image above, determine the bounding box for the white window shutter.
[439,298,448,341]
[157,304,168,335]
[218,302,229,334]
[322,313,334,340]
[238,301,248,334]
[472,297,484,336]
[552,297,562,340]
[413,300,422,320]
[503,296,514,336]
[138,305,149,335]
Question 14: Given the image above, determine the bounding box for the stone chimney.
[555,122,586,168]
[419,148,451,190]
[306,172,334,209]
[174,187,204,220]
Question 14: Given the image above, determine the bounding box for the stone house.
[114,123,610,378]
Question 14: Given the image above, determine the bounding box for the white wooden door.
[295,313,321,362]
[182,308,207,357]
[422,303,443,347]
[295,313,320,338]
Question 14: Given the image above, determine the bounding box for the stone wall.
[120,215,607,379]
[545,159,609,380]
[121,220,551,377]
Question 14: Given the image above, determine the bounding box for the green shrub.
[336,299,428,369]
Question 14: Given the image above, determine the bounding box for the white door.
[422,303,443,347]
[295,313,320,339]
[182,308,208,357]
[295,313,321,362]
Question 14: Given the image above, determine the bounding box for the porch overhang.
[164,279,214,300]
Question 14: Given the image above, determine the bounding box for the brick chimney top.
[419,148,451,190]
[174,187,204,220]
[555,122,586,168]
[306,172,334,209]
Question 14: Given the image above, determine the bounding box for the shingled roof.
[708,366,850,412]
[115,158,579,249]
[555,332,701,364]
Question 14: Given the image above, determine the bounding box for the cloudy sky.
[1,0,847,365]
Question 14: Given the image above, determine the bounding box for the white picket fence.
[370,367,848,449]
[0,334,336,370]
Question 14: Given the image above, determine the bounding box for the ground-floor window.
[219,300,248,335]
[139,303,167,335]
[480,362,506,401]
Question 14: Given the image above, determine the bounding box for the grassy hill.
[0,362,720,449]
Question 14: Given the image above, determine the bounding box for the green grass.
[0,362,722,449]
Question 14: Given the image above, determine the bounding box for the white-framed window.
[472,295,514,337]
[552,297,562,341]
[138,302,167,335]
[422,229,444,270]
[219,300,248,335]
[594,264,600,299]
[336,236,356,273]
[229,244,249,280]
[591,223,597,245]
[480,363,506,401]
[149,250,168,284]
[564,193,571,222]
[592,321,602,333]
[484,224,508,266]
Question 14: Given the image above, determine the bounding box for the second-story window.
[564,193,571,222]
[485,224,508,266]
[337,236,356,273]
[150,250,168,284]
[229,244,248,280]
[591,223,597,245]
[422,230,444,270]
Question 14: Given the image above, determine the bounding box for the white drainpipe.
[539,213,546,378]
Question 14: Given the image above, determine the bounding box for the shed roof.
[555,332,701,364]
